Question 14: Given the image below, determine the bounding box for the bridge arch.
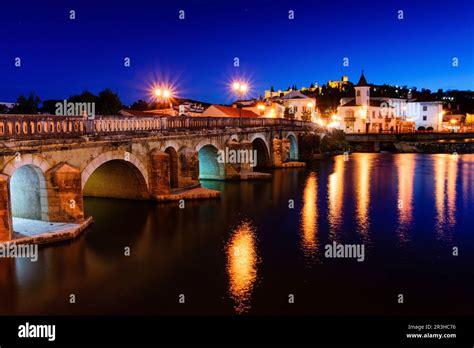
[160,140,180,154]
[195,138,223,153]
[164,146,179,189]
[249,133,271,168]
[82,151,149,199]
[198,144,224,180]
[9,164,49,221]
[286,132,298,160]
[2,154,51,221]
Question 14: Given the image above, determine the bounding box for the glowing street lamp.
[153,87,173,111]
[231,80,250,125]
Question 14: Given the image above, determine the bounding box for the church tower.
[355,70,370,106]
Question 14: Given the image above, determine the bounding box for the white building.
[406,100,443,130]
[242,100,285,118]
[278,90,317,121]
[337,72,401,133]
[336,71,442,133]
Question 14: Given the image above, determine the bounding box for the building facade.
[336,72,444,133]
[278,90,317,121]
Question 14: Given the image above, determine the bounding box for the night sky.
[0,0,473,105]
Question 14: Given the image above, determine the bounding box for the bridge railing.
[0,114,313,140]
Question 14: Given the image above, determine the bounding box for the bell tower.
[355,70,370,106]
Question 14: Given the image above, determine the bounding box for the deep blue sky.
[0,0,473,105]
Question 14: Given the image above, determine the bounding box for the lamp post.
[232,81,248,126]
[154,88,173,115]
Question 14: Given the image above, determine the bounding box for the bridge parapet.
[0,114,314,140]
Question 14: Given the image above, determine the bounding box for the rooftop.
[356,70,368,87]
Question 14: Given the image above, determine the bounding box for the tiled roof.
[356,71,368,86]
[280,90,312,100]
[212,105,260,118]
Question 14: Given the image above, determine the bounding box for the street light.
[231,81,249,126]
[153,87,173,113]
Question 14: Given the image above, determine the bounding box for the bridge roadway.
[0,114,315,241]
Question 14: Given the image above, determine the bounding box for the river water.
[1,153,473,316]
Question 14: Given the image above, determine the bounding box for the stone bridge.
[0,114,314,241]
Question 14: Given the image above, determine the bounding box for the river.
[0,153,473,316]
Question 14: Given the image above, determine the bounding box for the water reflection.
[328,156,345,239]
[300,173,318,261]
[226,221,258,314]
[355,153,373,238]
[447,156,458,226]
[396,154,415,242]
[0,154,472,316]
[434,155,457,239]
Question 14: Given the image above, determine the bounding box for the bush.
[320,130,349,153]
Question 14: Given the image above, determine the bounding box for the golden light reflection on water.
[355,153,373,237]
[328,156,345,239]
[396,154,415,241]
[226,221,258,314]
[300,173,318,259]
[461,155,474,211]
[447,156,458,226]
[434,155,457,238]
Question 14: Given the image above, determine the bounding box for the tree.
[68,90,98,104]
[11,93,41,114]
[0,104,9,114]
[41,99,63,114]
[310,83,315,88]
[97,88,123,115]
[270,86,275,92]
[301,109,312,122]
[130,99,149,111]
